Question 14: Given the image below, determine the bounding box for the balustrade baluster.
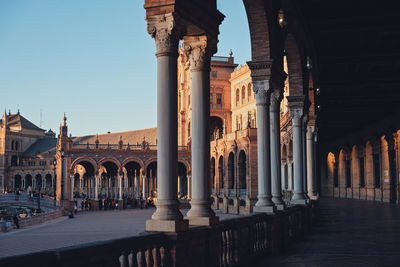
[145,248,154,267]
[119,251,128,267]
[153,247,161,267]
[128,250,138,267]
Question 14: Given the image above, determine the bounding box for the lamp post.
[38,179,41,212]
[60,148,65,200]
[53,159,57,206]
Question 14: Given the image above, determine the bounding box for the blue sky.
[0,0,250,136]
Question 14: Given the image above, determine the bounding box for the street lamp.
[60,148,65,200]
[37,178,41,212]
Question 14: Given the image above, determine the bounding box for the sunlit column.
[252,80,275,213]
[145,13,187,232]
[184,35,219,226]
[270,89,285,210]
[306,126,318,199]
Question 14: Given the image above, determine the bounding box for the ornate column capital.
[252,80,270,104]
[289,108,303,127]
[287,95,305,127]
[306,125,315,140]
[146,13,185,57]
[270,88,283,111]
[182,35,217,72]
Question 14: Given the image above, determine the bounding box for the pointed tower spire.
[62,112,67,126]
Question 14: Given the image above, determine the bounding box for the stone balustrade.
[0,202,317,267]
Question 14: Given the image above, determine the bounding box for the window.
[236,89,239,106]
[241,86,245,104]
[216,93,222,105]
[15,141,19,151]
[211,71,217,78]
[373,154,380,188]
[359,157,365,188]
[247,83,252,101]
[210,94,213,105]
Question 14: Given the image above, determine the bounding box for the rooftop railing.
[70,143,190,152]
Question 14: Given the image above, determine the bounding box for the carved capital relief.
[306,125,315,140]
[252,80,270,104]
[289,108,303,127]
[182,35,217,72]
[270,88,283,111]
[146,14,184,57]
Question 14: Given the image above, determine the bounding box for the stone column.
[302,116,308,196]
[288,161,293,191]
[94,175,98,200]
[281,163,287,190]
[252,80,275,213]
[184,35,218,226]
[142,175,147,198]
[145,13,188,232]
[70,175,74,201]
[118,176,122,200]
[270,89,285,210]
[187,175,192,199]
[177,176,181,198]
[306,126,318,199]
[288,98,307,205]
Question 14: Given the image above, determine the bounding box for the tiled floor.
[256,198,400,267]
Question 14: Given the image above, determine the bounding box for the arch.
[25,174,32,189]
[218,156,224,189]
[238,150,247,191]
[14,174,22,189]
[178,162,187,198]
[210,157,216,192]
[228,152,235,190]
[210,116,223,141]
[282,144,287,163]
[71,157,98,173]
[45,174,52,189]
[122,157,145,170]
[35,174,43,188]
[178,158,191,174]
[98,158,122,170]
[147,161,158,198]
[144,158,157,171]
[284,33,304,96]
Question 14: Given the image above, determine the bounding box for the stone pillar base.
[253,205,276,214]
[146,219,189,232]
[118,200,123,210]
[275,203,286,211]
[186,216,219,226]
[291,199,308,205]
[61,200,74,212]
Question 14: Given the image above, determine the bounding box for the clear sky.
[0,0,250,137]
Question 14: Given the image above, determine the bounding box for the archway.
[210,157,216,193]
[146,161,157,198]
[238,150,247,195]
[14,175,22,189]
[25,174,32,190]
[124,161,141,199]
[228,152,235,196]
[35,174,42,190]
[101,161,119,199]
[210,116,223,141]
[178,162,187,199]
[45,174,53,194]
[218,156,224,190]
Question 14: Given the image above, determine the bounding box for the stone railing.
[71,143,190,152]
[0,193,57,208]
[15,209,62,229]
[0,203,317,267]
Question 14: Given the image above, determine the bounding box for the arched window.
[241,86,245,104]
[239,151,246,194]
[247,83,252,101]
[11,140,14,150]
[15,141,19,151]
[236,89,240,106]
[218,156,224,189]
[188,122,191,139]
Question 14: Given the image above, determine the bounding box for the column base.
[186,216,219,226]
[274,203,286,211]
[308,194,319,200]
[92,200,99,211]
[146,219,189,232]
[118,200,123,210]
[290,198,308,205]
[253,205,276,214]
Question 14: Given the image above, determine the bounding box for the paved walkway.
[0,207,239,258]
[257,198,400,267]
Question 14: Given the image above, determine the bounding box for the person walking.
[13,214,20,229]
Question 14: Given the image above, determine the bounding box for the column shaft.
[270,89,285,209]
[253,82,275,213]
[306,126,317,199]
